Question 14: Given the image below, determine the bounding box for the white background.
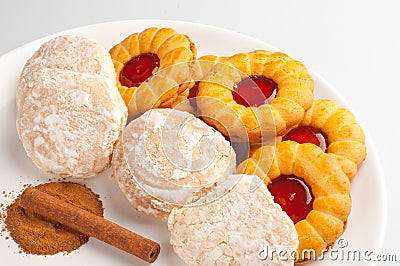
[1,0,399,263]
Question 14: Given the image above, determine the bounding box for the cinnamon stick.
[19,187,160,263]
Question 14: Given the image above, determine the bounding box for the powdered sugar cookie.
[112,108,236,220]
[16,35,116,110]
[168,174,298,265]
[17,68,126,178]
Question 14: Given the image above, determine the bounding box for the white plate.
[0,20,386,266]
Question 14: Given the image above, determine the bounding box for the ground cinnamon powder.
[4,182,103,255]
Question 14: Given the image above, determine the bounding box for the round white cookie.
[112,108,236,221]
[17,68,126,178]
[112,138,173,221]
[16,35,116,110]
[168,174,299,266]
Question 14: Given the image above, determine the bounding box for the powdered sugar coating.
[17,68,127,178]
[111,109,237,220]
[122,109,236,206]
[111,138,173,221]
[168,174,299,266]
[16,35,116,110]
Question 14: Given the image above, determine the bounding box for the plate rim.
[0,19,388,263]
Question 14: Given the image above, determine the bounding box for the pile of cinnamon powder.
[2,182,103,255]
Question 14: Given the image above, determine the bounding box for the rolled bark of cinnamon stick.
[19,186,160,263]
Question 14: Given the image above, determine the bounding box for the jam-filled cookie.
[109,27,197,116]
[282,99,366,169]
[177,54,229,111]
[168,54,229,114]
[196,50,314,142]
[237,141,356,263]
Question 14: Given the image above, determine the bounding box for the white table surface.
[1,0,399,264]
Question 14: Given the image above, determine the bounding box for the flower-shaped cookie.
[196,50,314,142]
[283,99,366,168]
[237,141,356,262]
[109,27,197,116]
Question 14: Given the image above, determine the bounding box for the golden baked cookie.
[109,27,197,116]
[282,99,366,168]
[196,50,314,142]
[237,141,355,263]
[171,54,229,114]
[186,55,228,105]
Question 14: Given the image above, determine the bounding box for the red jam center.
[232,76,277,107]
[188,81,200,108]
[282,126,327,151]
[120,53,160,87]
[268,175,314,224]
